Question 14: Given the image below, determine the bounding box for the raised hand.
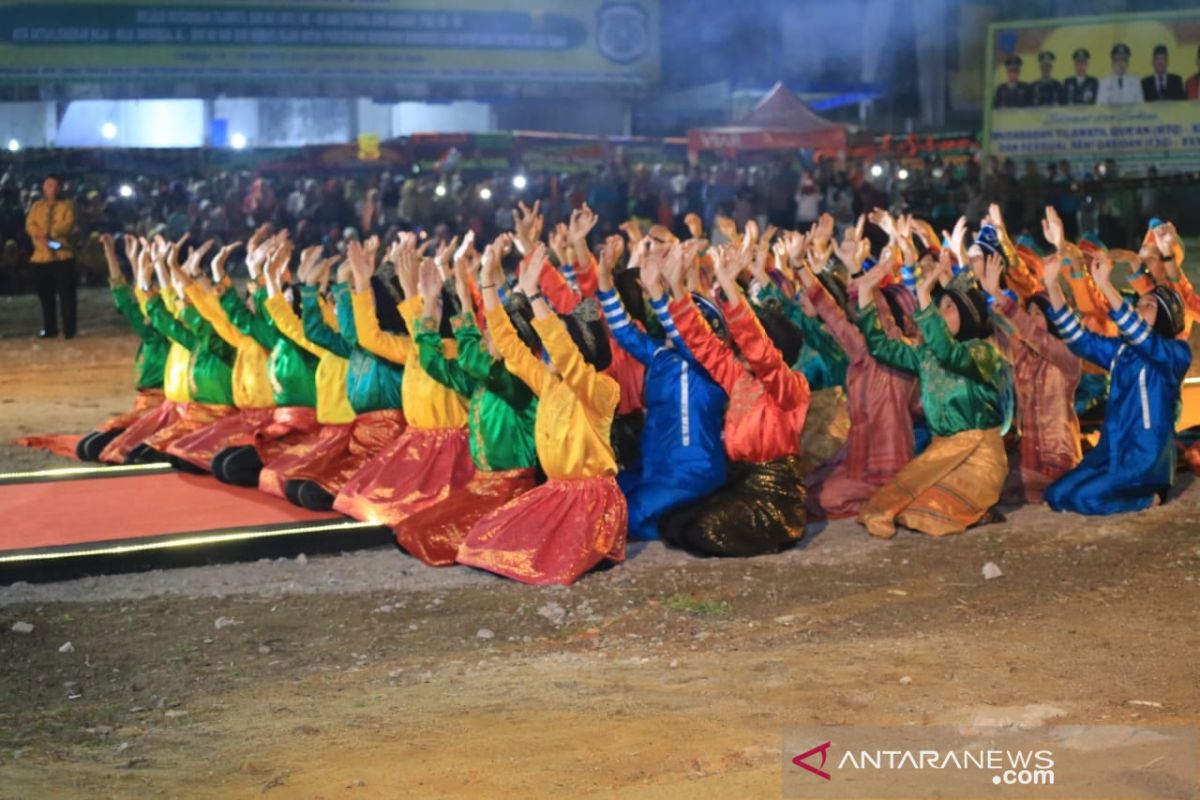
[345,240,375,293]
[210,241,242,284]
[981,251,1005,298]
[513,200,543,256]
[569,203,598,246]
[619,219,644,246]
[183,239,215,279]
[942,216,968,267]
[434,234,460,279]
[418,258,442,315]
[1042,206,1065,252]
[481,233,513,290]
[517,243,548,297]
[247,223,272,254]
[1088,249,1114,289]
[597,234,622,292]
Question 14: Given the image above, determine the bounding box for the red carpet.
[0,471,356,563]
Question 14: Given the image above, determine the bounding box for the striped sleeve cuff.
[597,288,631,330]
[561,263,580,292]
[900,265,918,292]
[1049,304,1085,344]
[650,295,682,343]
[1111,301,1151,346]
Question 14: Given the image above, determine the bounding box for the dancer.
[596,235,728,540]
[392,238,539,565]
[333,237,473,527]
[457,241,627,585]
[75,234,170,461]
[978,253,1082,503]
[1042,250,1190,514]
[855,257,1009,538]
[165,234,321,484]
[98,237,191,463]
[780,232,920,518]
[659,243,811,557]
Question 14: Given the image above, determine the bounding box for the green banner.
[0,0,658,85]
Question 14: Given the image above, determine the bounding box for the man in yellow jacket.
[25,174,77,338]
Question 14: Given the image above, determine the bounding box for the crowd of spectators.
[0,152,1186,293]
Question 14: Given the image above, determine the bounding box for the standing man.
[993,55,1032,109]
[25,174,78,339]
[1097,43,1143,105]
[1032,51,1063,106]
[1141,44,1185,101]
[1062,48,1098,104]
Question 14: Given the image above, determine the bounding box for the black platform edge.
[0,520,397,585]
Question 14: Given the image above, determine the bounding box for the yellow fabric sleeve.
[351,289,409,364]
[484,303,547,398]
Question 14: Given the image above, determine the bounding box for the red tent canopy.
[687,82,847,158]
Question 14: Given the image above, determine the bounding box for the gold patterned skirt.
[858,427,1007,538]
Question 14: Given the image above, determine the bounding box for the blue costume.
[1044,302,1190,514]
[598,288,728,540]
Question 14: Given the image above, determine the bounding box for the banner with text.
[984,10,1200,173]
[0,0,658,86]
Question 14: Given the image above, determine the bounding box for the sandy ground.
[0,289,1198,799]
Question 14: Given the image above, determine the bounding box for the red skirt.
[165,406,319,472]
[394,468,537,567]
[258,409,406,499]
[138,402,236,457]
[97,388,166,433]
[457,475,627,586]
[333,426,474,527]
[99,399,187,464]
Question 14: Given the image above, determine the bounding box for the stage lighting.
[869,164,884,178]
[101,122,118,140]
[230,132,247,150]
[479,187,493,200]
[435,184,447,197]
[6,139,18,152]
[932,167,945,179]
[512,174,528,190]
[897,168,910,181]
[118,184,134,198]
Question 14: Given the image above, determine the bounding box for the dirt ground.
[0,289,1198,799]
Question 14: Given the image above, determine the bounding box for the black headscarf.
[1149,285,1185,340]
[817,272,849,311]
[613,268,648,328]
[503,291,542,354]
[756,305,804,366]
[562,298,612,372]
[936,285,993,342]
[370,275,407,334]
[1024,292,1061,340]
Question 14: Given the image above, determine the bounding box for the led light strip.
[0,463,171,482]
[0,520,382,564]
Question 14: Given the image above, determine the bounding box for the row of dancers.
[74,201,1195,583]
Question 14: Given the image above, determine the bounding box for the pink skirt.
[457,475,627,586]
[257,410,406,498]
[333,426,475,527]
[393,468,537,567]
[99,399,186,464]
[166,406,318,472]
